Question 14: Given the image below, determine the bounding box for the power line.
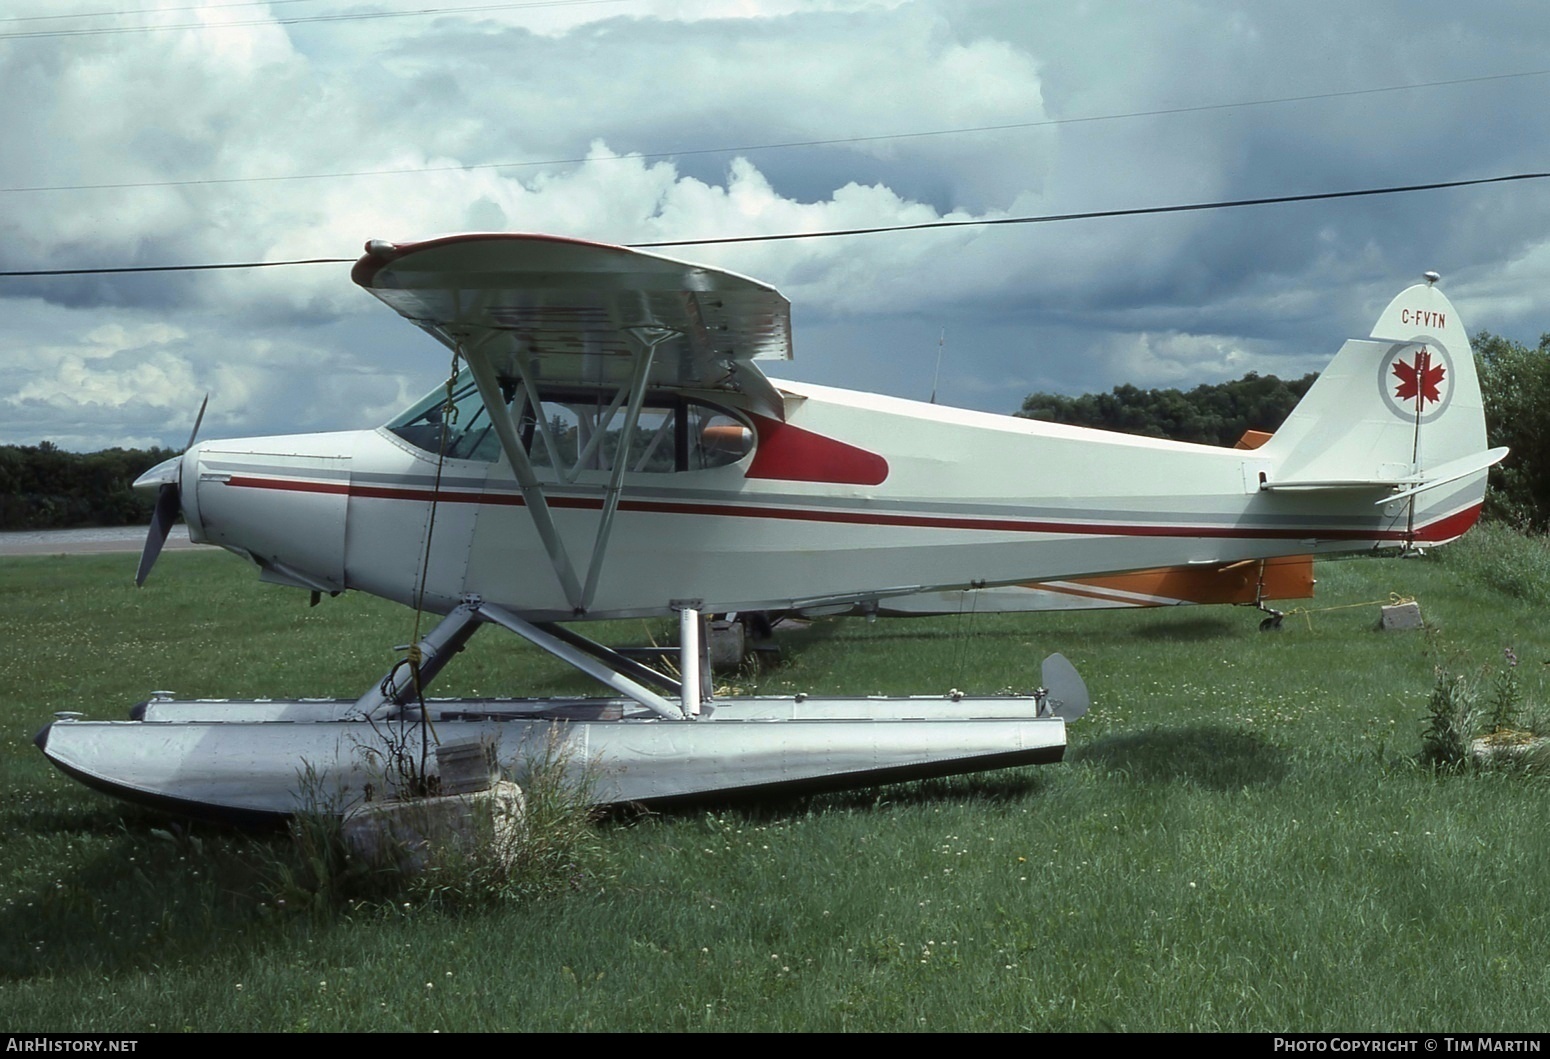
[7,66,1549,196]
[0,0,328,25]
[0,257,351,277]
[632,172,1550,249]
[3,170,1546,278]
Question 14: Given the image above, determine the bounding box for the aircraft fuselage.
[176,376,1480,621]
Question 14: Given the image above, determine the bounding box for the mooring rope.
[387,345,464,788]
[1278,592,1418,631]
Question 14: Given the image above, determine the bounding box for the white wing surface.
[353,233,790,417]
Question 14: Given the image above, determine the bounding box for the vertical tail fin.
[1256,276,1503,543]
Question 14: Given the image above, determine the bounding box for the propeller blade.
[135,481,181,587]
[135,395,208,587]
[185,393,208,452]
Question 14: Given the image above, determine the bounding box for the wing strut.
[464,323,683,615]
[463,336,588,612]
[580,326,672,610]
[476,601,686,719]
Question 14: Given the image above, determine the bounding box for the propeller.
[134,395,208,587]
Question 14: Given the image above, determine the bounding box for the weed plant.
[1416,640,1550,781]
[387,736,608,912]
[262,741,608,916]
[1485,649,1525,735]
[1419,668,1479,771]
[6,542,1550,1030]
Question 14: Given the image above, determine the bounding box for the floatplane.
[35,235,1502,822]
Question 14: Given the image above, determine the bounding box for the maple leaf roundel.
[1378,342,1454,424]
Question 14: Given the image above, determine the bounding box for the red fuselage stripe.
[222,475,1481,543]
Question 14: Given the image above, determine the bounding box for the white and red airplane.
[35,235,1503,821]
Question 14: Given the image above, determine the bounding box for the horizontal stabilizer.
[1261,446,1506,497]
[1375,446,1508,504]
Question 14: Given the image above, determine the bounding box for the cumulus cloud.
[1094,330,1267,388]
[4,0,1550,448]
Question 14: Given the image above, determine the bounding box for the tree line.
[1018,370,1318,448]
[0,441,175,531]
[1017,331,1550,531]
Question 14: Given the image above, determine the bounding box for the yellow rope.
[1278,593,1417,630]
[393,346,463,779]
[406,347,463,652]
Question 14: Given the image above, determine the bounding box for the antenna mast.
[930,329,945,404]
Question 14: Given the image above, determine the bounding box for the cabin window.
[386,373,753,473]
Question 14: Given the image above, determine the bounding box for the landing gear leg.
[353,600,485,717]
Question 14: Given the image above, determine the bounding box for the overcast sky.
[5,0,1550,450]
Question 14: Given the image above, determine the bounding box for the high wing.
[352,233,791,419]
[354,233,796,615]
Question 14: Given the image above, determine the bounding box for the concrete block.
[342,781,526,875]
[1380,601,1423,631]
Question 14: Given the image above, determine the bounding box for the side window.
[524,395,753,474]
[386,374,754,473]
[689,406,754,469]
[521,402,582,470]
[628,408,680,473]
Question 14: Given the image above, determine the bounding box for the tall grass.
[5,541,1550,1029]
[1431,519,1550,606]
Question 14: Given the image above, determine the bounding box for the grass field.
[4,527,1550,1031]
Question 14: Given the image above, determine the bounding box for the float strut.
[354,600,485,718]
[676,600,707,717]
